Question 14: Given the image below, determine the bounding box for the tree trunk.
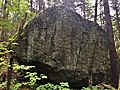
[82,0,86,19]
[38,0,45,12]
[94,0,98,22]
[103,0,119,88]
[7,54,14,90]
[114,1,120,39]
[99,2,104,27]
[0,0,8,41]
[119,75,120,89]
[30,0,33,12]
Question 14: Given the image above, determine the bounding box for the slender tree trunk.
[38,0,45,11]
[30,0,33,12]
[17,13,27,43]
[3,0,7,17]
[7,54,14,90]
[1,0,4,16]
[99,2,104,27]
[1,0,8,41]
[94,0,98,22]
[119,74,120,89]
[114,1,120,39]
[82,0,86,19]
[39,0,41,11]
[103,0,119,88]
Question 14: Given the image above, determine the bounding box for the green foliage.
[11,83,23,90]
[25,72,41,87]
[11,64,69,90]
[0,0,36,88]
[12,64,39,88]
[81,86,98,90]
[13,64,35,71]
[36,82,70,90]
[0,42,8,55]
[0,58,5,67]
[0,81,7,89]
[0,42,11,73]
[0,0,35,42]
[0,41,70,90]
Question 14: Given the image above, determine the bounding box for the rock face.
[17,6,110,88]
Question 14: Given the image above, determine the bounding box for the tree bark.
[114,1,120,39]
[38,0,45,11]
[30,0,33,12]
[99,2,104,27]
[7,54,14,90]
[0,0,8,41]
[94,0,98,22]
[82,0,86,19]
[103,0,119,88]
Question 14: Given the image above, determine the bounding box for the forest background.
[0,0,120,90]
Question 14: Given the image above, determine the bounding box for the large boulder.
[17,6,110,88]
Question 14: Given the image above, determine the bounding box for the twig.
[102,83,116,90]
